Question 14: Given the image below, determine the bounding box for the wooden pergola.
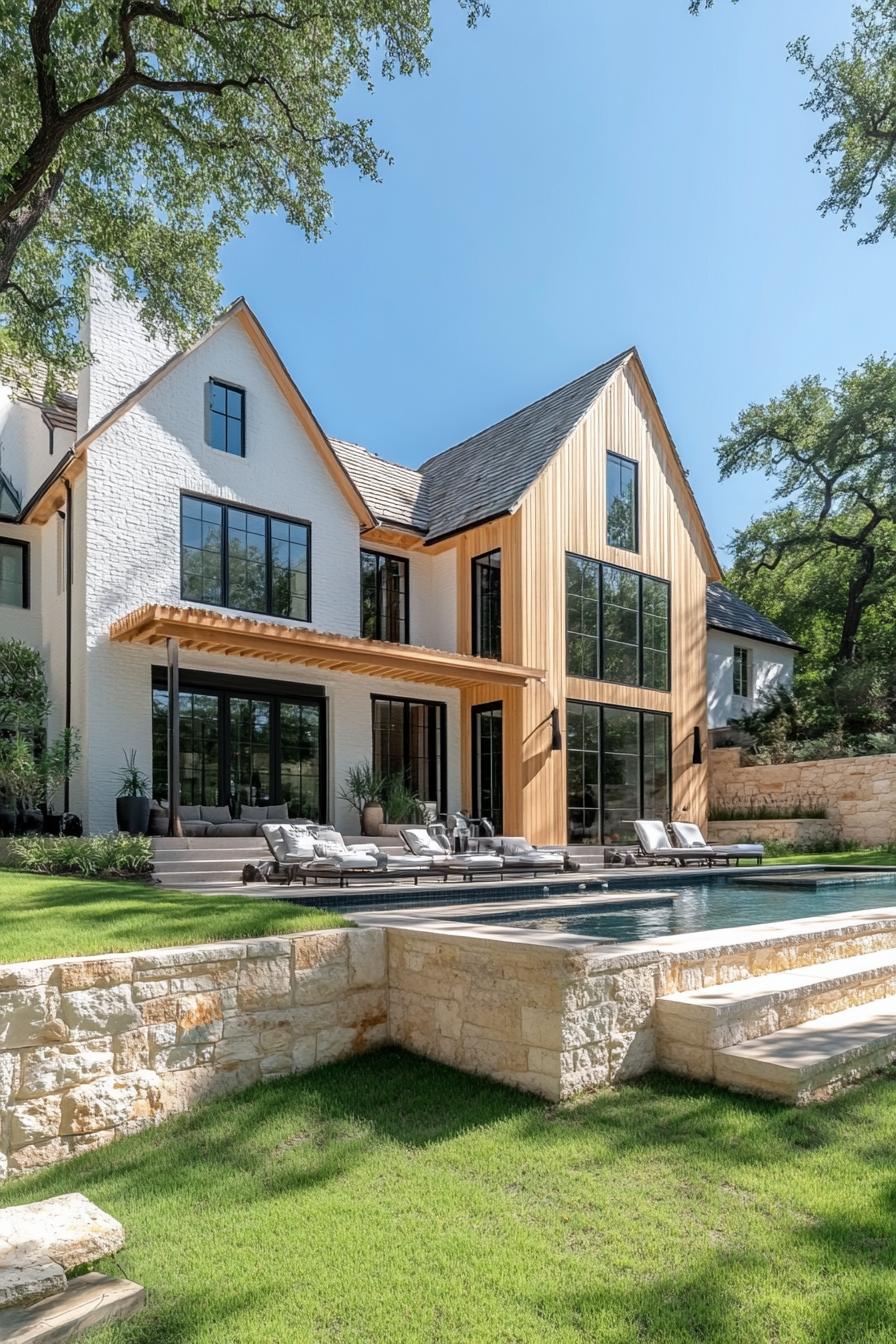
[109,603,544,836]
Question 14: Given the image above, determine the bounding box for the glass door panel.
[472,704,503,833]
[229,697,272,808]
[151,689,220,805]
[280,701,322,821]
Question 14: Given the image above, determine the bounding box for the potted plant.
[38,728,81,835]
[378,775,427,837]
[338,761,386,835]
[114,749,152,835]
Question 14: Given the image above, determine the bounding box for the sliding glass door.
[566,701,670,845]
[152,671,325,819]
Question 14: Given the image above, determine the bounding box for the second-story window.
[0,539,28,608]
[606,452,638,551]
[181,494,310,620]
[360,550,409,643]
[207,379,245,456]
[733,645,752,699]
[472,549,501,659]
[565,553,670,691]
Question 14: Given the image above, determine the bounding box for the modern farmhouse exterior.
[0,273,793,844]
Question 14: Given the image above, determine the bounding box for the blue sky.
[220,0,892,564]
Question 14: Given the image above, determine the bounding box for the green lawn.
[3,1048,896,1343]
[0,871,348,963]
[768,848,896,867]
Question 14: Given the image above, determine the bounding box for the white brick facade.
[2,279,460,833]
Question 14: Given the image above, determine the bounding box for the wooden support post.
[166,637,183,838]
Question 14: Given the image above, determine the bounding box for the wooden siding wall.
[451,361,711,845]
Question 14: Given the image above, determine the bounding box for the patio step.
[656,947,896,1079]
[714,996,896,1103]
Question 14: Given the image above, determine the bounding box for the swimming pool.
[438,872,896,943]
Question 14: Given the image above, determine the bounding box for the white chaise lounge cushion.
[400,826,451,858]
[633,820,676,853]
[261,823,316,864]
[670,822,764,857]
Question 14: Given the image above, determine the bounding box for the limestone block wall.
[710,747,896,846]
[0,928,387,1181]
[707,819,833,847]
[387,929,661,1101]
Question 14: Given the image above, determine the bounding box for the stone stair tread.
[0,1272,144,1342]
[716,995,896,1075]
[659,947,896,1018]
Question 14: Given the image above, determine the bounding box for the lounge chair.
[399,826,504,880]
[477,836,566,873]
[259,822,318,883]
[633,819,718,867]
[670,821,764,866]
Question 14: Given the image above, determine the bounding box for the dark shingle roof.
[417,351,633,542]
[706,583,801,650]
[329,438,427,532]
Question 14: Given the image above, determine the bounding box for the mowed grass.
[0,871,347,963]
[768,848,896,867]
[3,1049,896,1344]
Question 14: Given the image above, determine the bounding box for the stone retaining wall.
[0,929,387,1181]
[707,818,833,847]
[710,747,896,846]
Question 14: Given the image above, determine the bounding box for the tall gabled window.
[181,494,309,621]
[565,554,670,691]
[0,539,27,608]
[472,550,501,659]
[361,550,409,643]
[207,379,245,456]
[733,645,752,699]
[606,452,638,551]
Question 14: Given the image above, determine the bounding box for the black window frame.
[151,666,327,819]
[180,491,312,623]
[565,552,670,691]
[471,700,503,833]
[565,699,672,845]
[0,537,29,609]
[370,693,447,815]
[471,549,502,660]
[606,451,639,552]
[733,645,751,698]
[360,549,410,644]
[207,378,246,457]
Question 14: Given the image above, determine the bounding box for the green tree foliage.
[692,1,896,243]
[0,0,486,392]
[720,356,896,735]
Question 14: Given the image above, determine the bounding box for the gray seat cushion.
[210,821,259,837]
[200,805,234,825]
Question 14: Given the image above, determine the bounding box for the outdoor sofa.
[149,802,293,838]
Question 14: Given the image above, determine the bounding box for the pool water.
[447,875,896,943]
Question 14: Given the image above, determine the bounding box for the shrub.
[8,833,154,878]
[709,794,827,821]
[762,836,862,858]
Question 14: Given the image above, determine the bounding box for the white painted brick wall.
[80,290,460,831]
[707,629,794,729]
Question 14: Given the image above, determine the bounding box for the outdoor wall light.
[692,725,703,765]
[550,707,562,752]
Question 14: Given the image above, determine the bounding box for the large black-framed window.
[472,549,501,659]
[207,379,245,457]
[0,538,28,609]
[565,553,670,691]
[371,694,446,814]
[151,668,326,820]
[566,700,671,845]
[360,550,409,643]
[606,452,638,551]
[180,493,310,621]
[472,702,503,833]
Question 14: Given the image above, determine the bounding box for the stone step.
[657,947,896,1078]
[714,995,896,1103]
[0,1272,145,1342]
[0,1196,124,1313]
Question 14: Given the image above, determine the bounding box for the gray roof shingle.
[706,582,801,650]
[417,351,633,542]
[329,438,428,532]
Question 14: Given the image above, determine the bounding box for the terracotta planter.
[361,803,384,836]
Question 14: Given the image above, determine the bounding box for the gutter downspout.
[63,477,73,814]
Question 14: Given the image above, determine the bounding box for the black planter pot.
[20,808,44,834]
[116,795,151,836]
[42,811,63,836]
[0,807,16,837]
